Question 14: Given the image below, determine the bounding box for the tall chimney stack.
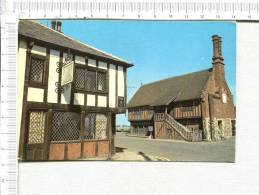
[212,35,223,59]
[212,35,225,88]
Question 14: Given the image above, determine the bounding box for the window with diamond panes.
[97,72,106,91]
[86,70,96,91]
[28,111,46,144]
[95,114,108,139]
[75,66,107,92]
[84,114,95,139]
[29,57,45,84]
[84,114,107,140]
[75,68,85,89]
[51,112,81,142]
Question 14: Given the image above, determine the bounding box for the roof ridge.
[127,68,211,108]
[25,20,131,64]
[141,68,211,88]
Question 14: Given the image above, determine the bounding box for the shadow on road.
[138,151,152,161]
[115,147,127,153]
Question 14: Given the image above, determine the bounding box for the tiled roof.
[127,69,211,108]
[18,20,133,67]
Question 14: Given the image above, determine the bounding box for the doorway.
[25,111,48,160]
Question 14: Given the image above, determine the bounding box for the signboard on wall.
[61,55,74,86]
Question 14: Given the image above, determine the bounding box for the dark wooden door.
[25,111,48,160]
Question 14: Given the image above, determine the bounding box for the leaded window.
[84,114,107,140]
[97,72,106,91]
[75,68,85,89]
[51,112,81,141]
[84,114,95,139]
[29,57,45,84]
[86,70,96,91]
[28,111,46,144]
[74,66,107,92]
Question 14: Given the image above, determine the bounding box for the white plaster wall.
[87,94,96,106]
[63,52,68,60]
[61,84,71,104]
[117,66,125,97]
[47,49,59,103]
[98,95,107,107]
[27,87,44,102]
[98,61,107,70]
[75,55,85,65]
[31,45,47,56]
[88,59,96,67]
[17,39,27,149]
[61,52,71,104]
[109,64,116,108]
[74,93,85,106]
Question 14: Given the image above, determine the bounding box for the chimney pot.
[56,21,62,32]
[51,20,56,30]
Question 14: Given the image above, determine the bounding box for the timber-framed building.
[127,35,235,141]
[18,20,133,161]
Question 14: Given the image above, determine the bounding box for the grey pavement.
[115,132,235,162]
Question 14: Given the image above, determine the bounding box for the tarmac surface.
[115,132,235,162]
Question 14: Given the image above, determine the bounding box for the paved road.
[115,132,235,162]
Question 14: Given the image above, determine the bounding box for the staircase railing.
[164,113,193,141]
[154,113,202,141]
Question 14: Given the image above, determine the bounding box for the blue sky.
[40,20,236,125]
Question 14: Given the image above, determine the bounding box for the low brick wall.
[48,140,110,160]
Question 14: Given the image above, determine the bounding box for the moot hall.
[128,35,236,141]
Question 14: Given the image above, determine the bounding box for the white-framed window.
[222,93,227,103]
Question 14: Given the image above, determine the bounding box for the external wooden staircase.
[155,113,202,141]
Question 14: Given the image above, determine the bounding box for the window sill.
[29,82,46,88]
[50,139,109,144]
[74,88,108,95]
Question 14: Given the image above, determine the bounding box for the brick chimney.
[56,20,62,32]
[51,20,62,33]
[51,20,56,30]
[212,35,225,88]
